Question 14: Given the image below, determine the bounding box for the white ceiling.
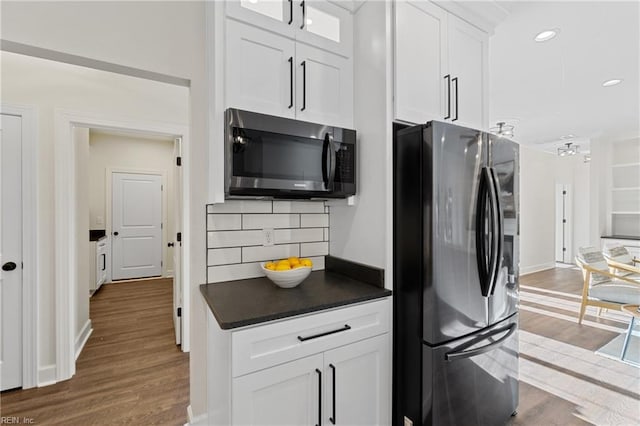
[489,1,640,154]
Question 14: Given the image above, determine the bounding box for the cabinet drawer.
[231,298,390,377]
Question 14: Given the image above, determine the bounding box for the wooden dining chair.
[575,246,640,324]
[603,243,640,277]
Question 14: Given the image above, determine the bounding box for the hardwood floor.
[1,278,189,425]
[511,266,640,425]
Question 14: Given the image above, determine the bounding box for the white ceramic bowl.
[261,263,312,288]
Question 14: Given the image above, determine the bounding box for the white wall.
[74,127,90,341]
[330,1,391,285]
[2,1,208,414]
[88,131,176,275]
[519,145,556,274]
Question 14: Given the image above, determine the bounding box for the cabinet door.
[226,19,296,118]
[394,0,448,124]
[324,334,390,426]
[296,0,353,58]
[233,354,323,426]
[295,42,353,128]
[226,0,296,38]
[448,14,488,130]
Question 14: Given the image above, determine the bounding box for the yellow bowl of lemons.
[261,257,313,288]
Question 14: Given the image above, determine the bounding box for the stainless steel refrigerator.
[392,121,519,426]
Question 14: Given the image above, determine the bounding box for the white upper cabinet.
[226,0,353,56]
[394,1,448,125]
[394,1,488,130]
[296,43,353,128]
[226,19,296,118]
[447,14,488,130]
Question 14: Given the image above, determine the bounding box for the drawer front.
[231,298,390,377]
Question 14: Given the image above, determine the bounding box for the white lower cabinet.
[232,335,389,426]
[206,298,392,426]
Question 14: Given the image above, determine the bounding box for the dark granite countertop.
[601,235,640,241]
[200,256,391,330]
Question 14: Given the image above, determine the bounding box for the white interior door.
[1,113,23,391]
[112,172,163,280]
[555,184,573,263]
[173,139,183,345]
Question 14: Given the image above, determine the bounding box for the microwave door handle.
[322,133,330,189]
[328,134,337,189]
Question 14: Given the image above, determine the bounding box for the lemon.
[288,256,301,266]
[264,262,276,270]
[300,258,313,267]
[275,263,291,271]
[292,264,306,269]
[276,259,290,267]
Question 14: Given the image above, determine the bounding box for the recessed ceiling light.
[602,78,623,87]
[534,29,559,42]
[560,134,575,140]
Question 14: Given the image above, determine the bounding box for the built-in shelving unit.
[610,140,640,236]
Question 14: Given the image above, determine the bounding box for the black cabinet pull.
[113,231,119,236]
[316,368,322,426]
[452,77,459,121]
[301,60,307,111]
[101,253,106,271]
[444,74,451,120]
[298,324,351,342]
[288,0,293,25]
[300,0,306,29]
[329,364,336,424]
[288,56,294,109]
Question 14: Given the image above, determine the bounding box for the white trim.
[167,269,174,278]
[187,405,208,426]
[1,103,39,390]
[74,319,93,360]
[520,262,556,276]
[54,108,191,384]
[37,364,57,387]
[106,167,168,279]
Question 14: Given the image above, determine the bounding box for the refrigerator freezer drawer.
[422,314,518,426]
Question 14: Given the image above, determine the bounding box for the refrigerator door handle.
[488,168,504,295]
[445,323,516,362]
[476,167,492,296]
[486,167,501,295]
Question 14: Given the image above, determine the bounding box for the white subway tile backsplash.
[208,230,263,248]
[275,228,323,244]
[243,214,300,230]
[273,201,325,213]
[243,244,300,263]
[208,248,242,266]
[206,201,330,283]
[300,214,329,228]
[207,200,272,214]
[207,262,263,283]
[207,214,242,231]
[301,242,329,257]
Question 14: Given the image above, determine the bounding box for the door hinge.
[161,260,164,267]
[563,219,566,223]
[177,307,182,317]
[161,223,163,230]
[563,247,566,252]
[562,190,566,195]
[177,232,182,242]
[161,184,164,191]
[176,156,182,166]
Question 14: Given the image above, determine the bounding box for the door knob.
[113,231,119,236]
[2,262,17,271]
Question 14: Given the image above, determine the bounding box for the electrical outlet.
[262,228,275,246]
[404,417,413,426]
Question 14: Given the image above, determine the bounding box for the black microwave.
[225,108,356,199]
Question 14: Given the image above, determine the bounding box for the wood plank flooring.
[0,278,189,425]
[511,266,640,425]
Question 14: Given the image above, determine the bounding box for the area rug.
[595,332,640,367]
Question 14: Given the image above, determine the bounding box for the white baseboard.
[520,262,556,276]
[167,269,174,278]
[38,364,57,387]
[75,319,93,360]
[187,405,208,426]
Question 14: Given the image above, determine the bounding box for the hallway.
[1,278,189,425]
